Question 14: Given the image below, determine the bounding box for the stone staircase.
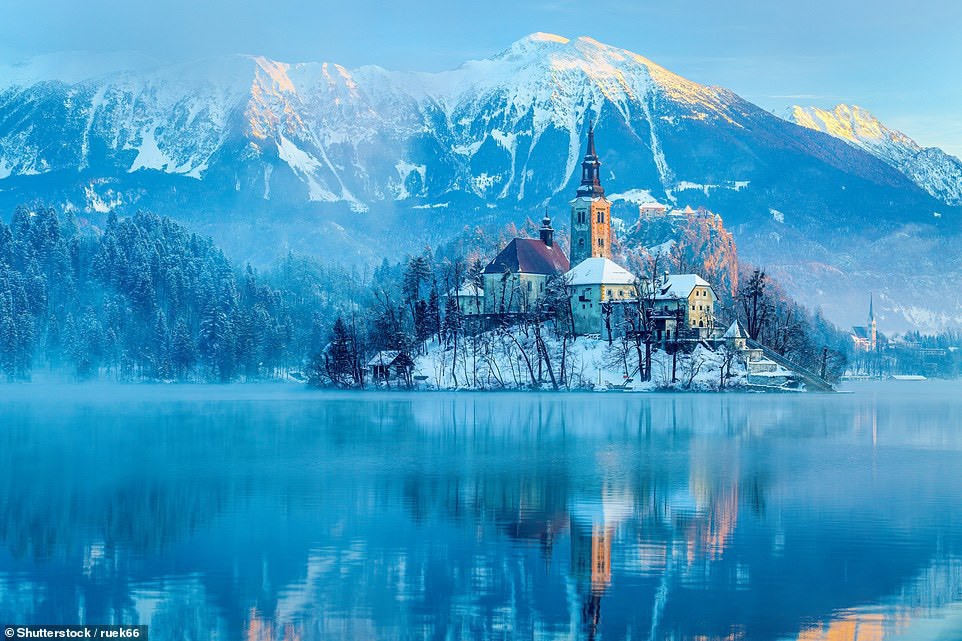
[745,339,836,392]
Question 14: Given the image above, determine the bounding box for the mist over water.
[2,381,962,640]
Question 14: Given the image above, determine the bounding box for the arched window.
[579,238,585,248]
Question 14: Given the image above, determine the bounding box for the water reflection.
[1,383,962,640]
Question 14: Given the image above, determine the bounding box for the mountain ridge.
[0,34,960,331]
[788,104,962,206]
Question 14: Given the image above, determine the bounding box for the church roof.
[654,274,714,300]
[851,326,870,340]
[565,257,637,286]
[483,238,569,276]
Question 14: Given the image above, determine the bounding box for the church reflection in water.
[570,515,614,639]
[4,389,962,640]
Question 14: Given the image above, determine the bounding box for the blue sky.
[2,0,960,155]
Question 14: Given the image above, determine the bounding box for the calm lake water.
[2,382,962,641]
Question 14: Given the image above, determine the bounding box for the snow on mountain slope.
[790,104,962,206]
[1,35,959,330]
[0,34,771,207]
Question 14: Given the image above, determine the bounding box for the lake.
[2,382,962,640]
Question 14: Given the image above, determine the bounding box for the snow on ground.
[410,332,749,391]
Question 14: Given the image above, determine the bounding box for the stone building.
[638,203,668,219]
[448,282,484,316]
[482,216,569,314]
[652,273,717,340]
[569,124,612,266]
[565,257,638,336]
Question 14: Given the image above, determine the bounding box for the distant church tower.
[869,293,877,351]
[570,124,612,266]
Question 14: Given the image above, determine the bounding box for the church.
[475,125,713,339]
[851,294,883,351]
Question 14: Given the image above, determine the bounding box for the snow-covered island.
[405,325,825,392]
[309,130,839,393]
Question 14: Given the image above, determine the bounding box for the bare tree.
[718,340,739,389]
[681,350,706,388]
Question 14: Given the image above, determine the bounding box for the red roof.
[483,238,569,276]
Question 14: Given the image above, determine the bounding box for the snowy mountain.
[789,104,962,206]
[0,35,930,212]
[1,34,960,330]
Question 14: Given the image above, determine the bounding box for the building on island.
[723,318,748,351]
[447,282,484,316]
[565,257,639,336]
[569,124,612,267]
[482,216,569,314]
[475,125,721,348]
[639,202,724,227]
[638,203,668,219]
[651,273,717,340]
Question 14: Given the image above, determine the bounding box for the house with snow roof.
[482,216,569,314]
[565,257,638,336]
[651,273,718,340]
[447,282,484,316]
[367,350,414,383]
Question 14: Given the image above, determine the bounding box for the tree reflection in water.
[1,383,962,640]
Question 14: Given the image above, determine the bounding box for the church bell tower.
[570,123,612,266]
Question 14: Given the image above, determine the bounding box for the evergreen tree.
[324,317,355,387]
[171,320,195,379]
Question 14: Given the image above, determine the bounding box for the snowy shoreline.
[394,335,817,393]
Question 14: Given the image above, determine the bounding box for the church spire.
[570,120,612,265]
[540,207,554,247]
[869,293,874,322]
[577,122,605,198]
